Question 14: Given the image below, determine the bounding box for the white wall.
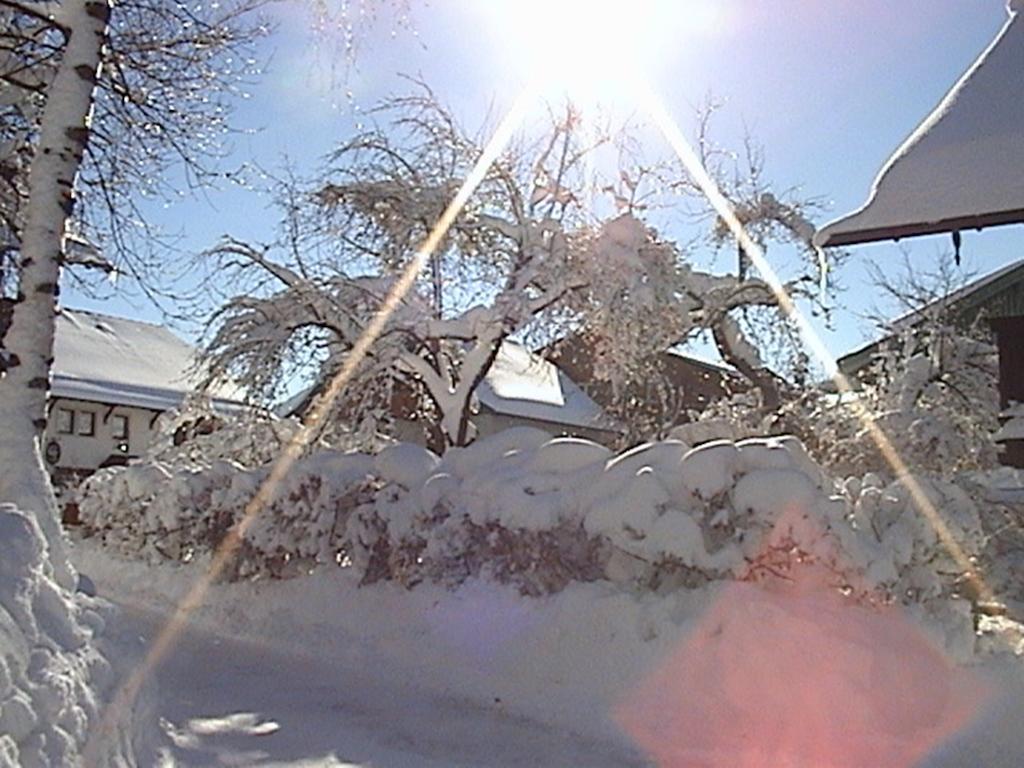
[42,397,160,474]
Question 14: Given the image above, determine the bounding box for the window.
[111,414,129,440]
[56,408,74,434]
[77,411,95,436]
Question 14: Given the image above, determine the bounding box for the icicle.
[813,243,829,301]
[952,230,962,266]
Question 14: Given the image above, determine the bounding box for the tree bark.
[452,333,505,447]
[0,0,110,590]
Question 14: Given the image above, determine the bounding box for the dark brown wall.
[0,297,13,341]
[991,317,1024,410]
[547,335,746,420]
[990,316,1024,468]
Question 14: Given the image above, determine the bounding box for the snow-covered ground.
[65,427,1024,765]
[77,540,660,766]
[111,605,643,767]
[73,536,1024,767]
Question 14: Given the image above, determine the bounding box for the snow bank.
[69,544,683,754]
[78,430,991,657]
[70,539,1007,766]
[0,503,152,766]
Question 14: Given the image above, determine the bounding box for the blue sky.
[68,0,1023,364]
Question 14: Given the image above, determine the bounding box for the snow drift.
[0,503,153,767]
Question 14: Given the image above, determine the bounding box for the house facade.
[20,307,245,506]
[547,334,748,433]
[44,398,162,476]
[469,341,621,443]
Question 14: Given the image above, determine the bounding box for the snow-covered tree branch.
[201,86,843,449]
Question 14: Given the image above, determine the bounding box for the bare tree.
[687,107,832,410]
[749,254,1004,478]
[200,85,839,450]
[863,254,1000,470]
[559,100,835,436]
[200,91,620,448]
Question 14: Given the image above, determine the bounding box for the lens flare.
[86,8,1009,763]
[83,84,539,767]
[639,81,994,608]
[617,566,990,767]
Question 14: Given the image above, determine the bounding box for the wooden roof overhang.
[815,4,1024,251]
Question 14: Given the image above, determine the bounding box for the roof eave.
[816,207,1024,249]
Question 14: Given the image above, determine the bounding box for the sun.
[529,0,651,94]
[493,0,656,102]
[482,0,729,105]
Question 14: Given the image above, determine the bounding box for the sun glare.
[532,0,651,96]
[486,0,727,104]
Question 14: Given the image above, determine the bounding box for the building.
[547,334,748,431]
[838,260,1024,380]
[469,341,621,443]
[815,2,1024,467]
[815,3,1024,251]
[837,260,1024,466]
[278,340,622,447]
[35,307,244,494]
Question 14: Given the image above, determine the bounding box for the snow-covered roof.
[53,308,244,412]
[815,4,1024,248]
[476,342,617,431]
[664,348,739,377]
[274,341,615,432]
[883,258,1024,332]
[273,386,311,421]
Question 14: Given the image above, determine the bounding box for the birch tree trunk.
[0,0,110,590]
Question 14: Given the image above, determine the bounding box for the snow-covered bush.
[843,474,984,594]
[347,433,612,595]
[815,327,999,478]
[145,395,303,471]
[79,451,382,581]
[78,426,987,642]
[954,467,1024,609]
[683,325,999,480]
[0,503,149,766]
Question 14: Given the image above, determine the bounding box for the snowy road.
[111,606,648,768]
[76,538,1024,768]
[114,601,1024,768]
